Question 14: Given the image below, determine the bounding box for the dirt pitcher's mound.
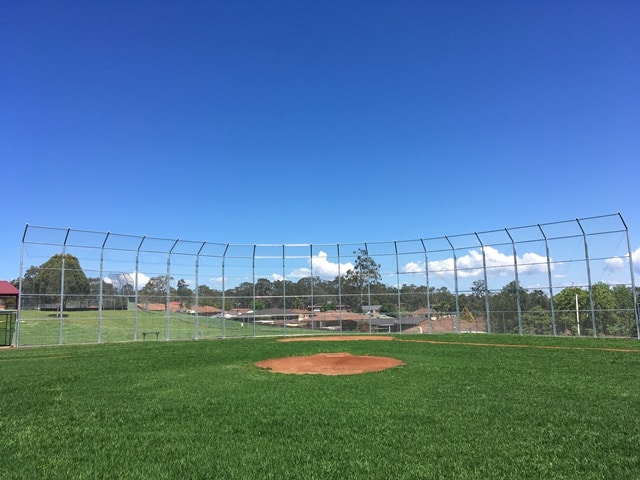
[256,352,404,376]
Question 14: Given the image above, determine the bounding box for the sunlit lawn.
[1,334,640,479]
[16,308,294,346]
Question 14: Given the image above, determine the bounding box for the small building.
[0,281,19,346]
[362,305,382,316]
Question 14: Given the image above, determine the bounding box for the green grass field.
[15,308,298,346]
[1,335,640,479]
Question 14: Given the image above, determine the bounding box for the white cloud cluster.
[403,246,549,278]
[289,250,354,278]
[604,247,640,273]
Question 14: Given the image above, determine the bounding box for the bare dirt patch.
[256,352,404,375]
[278,335,394,342]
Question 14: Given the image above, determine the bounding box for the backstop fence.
[13,213,639,346]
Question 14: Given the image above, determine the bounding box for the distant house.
[362,305,382,316]
[306,310,369,330]
[235,308,301,326]
[192,305,222,316]
[369,316,422,333]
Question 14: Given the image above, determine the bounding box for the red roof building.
[0,281,19,309]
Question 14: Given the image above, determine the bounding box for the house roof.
[236,308,300,319]
[0,281,19,296]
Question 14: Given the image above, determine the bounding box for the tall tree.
[31,254,90,308]
[176,279,194,309]
[343,249,382,311]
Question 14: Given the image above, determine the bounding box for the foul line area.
[279,335,640,353]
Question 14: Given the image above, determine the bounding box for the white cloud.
[135,273,151,287]
[604,256,625,272]
[403,246,550,278]
[403,261,424,274]
[289,250,354,278]
[605,247,640,274]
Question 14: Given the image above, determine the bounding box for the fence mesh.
[13,213,639,346]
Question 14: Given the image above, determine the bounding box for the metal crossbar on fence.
[14,213,639,346]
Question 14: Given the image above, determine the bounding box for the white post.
[575,294,581,336]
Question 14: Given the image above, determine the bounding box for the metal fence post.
[576,218,596,337]
[98,232,110,343]
[419,238,432,334]
[134,236,145,342]
[537,224,557,336]
[394,241,402,333]
[310,244,315,333]
[619,213,639,338]
[282,244,287,336]
[166,239,179,341]
[474,232,491,333]
[59,228,70,345]
[195,241,206,339]
[504,228,523,335]
[16,224,29,347]
[337,243,343,333]
[444,236,461,333]
[221,244,229,338]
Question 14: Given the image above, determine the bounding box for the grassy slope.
[1,335,639,479]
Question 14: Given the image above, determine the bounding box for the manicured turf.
[15,308,296,345]
[1,335,639,479]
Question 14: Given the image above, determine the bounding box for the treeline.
[13,253,639,337]
[140,275,637,337]
[15,255,128,310]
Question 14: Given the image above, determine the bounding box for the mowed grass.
[1,335,640,479]
[16,308,293,345]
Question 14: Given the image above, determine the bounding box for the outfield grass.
[1,335,639,479]
[15,308,297,346]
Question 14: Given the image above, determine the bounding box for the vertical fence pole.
[252,244,257,337]
[59,228,70,345]
[282,244,287,336]
[619,213,639,338]
[98,232,110,343]
[363,242,371,333]
[474,232,491,333]
[16,224,29,347]
[166,240,179,341]
[538,224,557,336]
[576,218,596,337]
[419,238,432,334]
[444,236,461,333]
[337,243,343,333]
[310,244,315,333]
[504,228,523,335]
[394,241,402,333]
[221,244,229,339]
[134,236,145,342]
[195,241,206,339]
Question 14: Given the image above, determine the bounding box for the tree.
[343,249,381,311]
[31,254,90,308]
[139,275,174,306]
[197,285,221,307]
[176,279,194,309]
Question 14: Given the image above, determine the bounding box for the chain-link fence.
[13,213,639,346]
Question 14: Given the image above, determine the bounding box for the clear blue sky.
[2,0,639,283]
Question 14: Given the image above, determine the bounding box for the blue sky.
[2,0,639,286]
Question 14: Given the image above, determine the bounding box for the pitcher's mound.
[256,352,404,375]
